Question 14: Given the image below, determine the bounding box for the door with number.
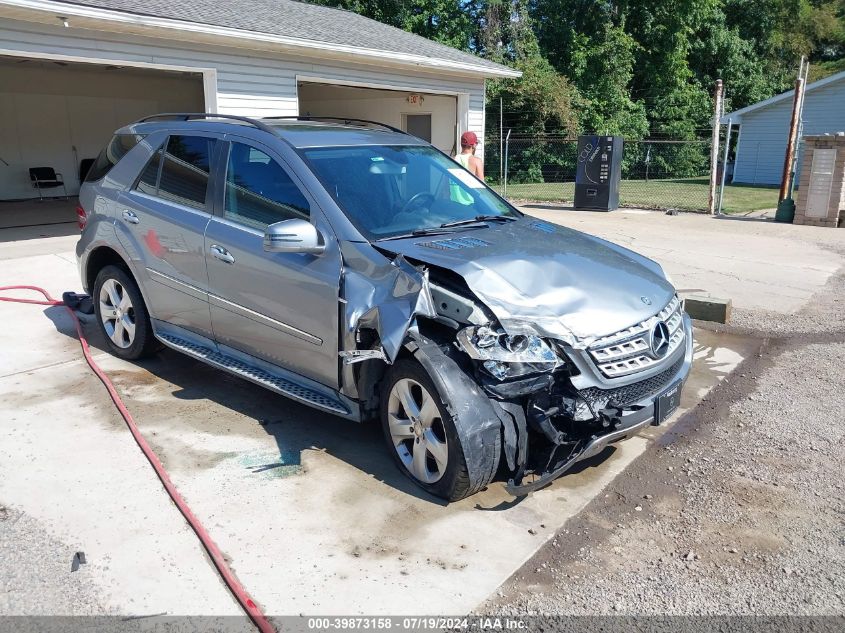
[117,133,218,339]
[204,137,342,388]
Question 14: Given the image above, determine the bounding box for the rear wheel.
[380,358,498,500]
[93,265,160,360]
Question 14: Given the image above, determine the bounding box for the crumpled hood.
[378,217,675,346]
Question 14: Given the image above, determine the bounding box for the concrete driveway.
[0,213,809,618]
[521,205,845,315]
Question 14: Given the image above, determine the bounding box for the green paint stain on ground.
[238,449,302,478]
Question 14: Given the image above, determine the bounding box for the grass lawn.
[495,177,779,214]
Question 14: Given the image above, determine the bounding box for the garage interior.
[0,55,204,229]
[298,81,458,156]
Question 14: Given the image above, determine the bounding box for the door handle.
[210,244,235,264]
[122,209,140,224]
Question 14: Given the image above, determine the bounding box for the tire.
[93,265,160,360]
[380,358,499,501]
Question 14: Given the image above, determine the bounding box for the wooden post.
[779,76,805,202]
[708,79,723,215]
[717,119,733,215]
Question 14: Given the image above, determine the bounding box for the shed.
[0,0,518,201]
[722,70,845,186]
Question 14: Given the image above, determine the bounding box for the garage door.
[298,82,458,155]
[0,56,204,202]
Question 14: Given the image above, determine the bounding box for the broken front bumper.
[505,314,694,496]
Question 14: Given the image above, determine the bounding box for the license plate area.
[654,380,682,425]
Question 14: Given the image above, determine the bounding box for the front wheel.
[380,358,498,500]
[93,265,160,360]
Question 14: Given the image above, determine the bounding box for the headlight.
[456,326,560,380]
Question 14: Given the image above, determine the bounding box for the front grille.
[580,356,684,410]
[588,295,685,378]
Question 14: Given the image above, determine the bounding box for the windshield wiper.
[377,226,464,241]
[439,215,518,229]
[376,215,518,242]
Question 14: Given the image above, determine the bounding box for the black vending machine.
[574,135,623,211]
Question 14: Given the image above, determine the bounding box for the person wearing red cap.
[454,131,484,179]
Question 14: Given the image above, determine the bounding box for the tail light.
[76,205,87,231]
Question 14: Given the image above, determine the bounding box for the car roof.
[116,115,427,149]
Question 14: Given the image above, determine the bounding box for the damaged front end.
[337,239,693,497]
[451,289,694,496]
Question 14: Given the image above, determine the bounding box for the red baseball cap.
[460,131,478,147]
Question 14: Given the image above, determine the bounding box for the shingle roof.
[53,0,518,77]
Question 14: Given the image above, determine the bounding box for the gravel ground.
[729,252,845,337]
[0,506,109,615]
[483,271,845,617]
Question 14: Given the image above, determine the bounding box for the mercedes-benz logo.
[649,321,671,358]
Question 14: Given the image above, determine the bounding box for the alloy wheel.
[98,278,136,349]
[387,378,449,484]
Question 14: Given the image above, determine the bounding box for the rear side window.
[135,148,162,196]
[85,134,144,182]
[158,136,214,211]
[133,135,214,211]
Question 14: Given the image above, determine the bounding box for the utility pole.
[779,60,806,203]
[707,79,724,215]
[787,58,810,200]
[775,58,808,222]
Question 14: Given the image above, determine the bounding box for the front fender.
[405,334,501,492]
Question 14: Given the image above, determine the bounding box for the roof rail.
[133,113,278,135]
[262,116,409,136]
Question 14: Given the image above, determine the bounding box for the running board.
[157,332,351,416]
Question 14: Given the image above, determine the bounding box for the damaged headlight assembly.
[456,325,561,380]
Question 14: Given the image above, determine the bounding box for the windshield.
[301,145,519,240]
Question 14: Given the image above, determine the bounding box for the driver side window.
[224,142,310,231]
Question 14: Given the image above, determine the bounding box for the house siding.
[0,18,487,150]
[732,78,845,185]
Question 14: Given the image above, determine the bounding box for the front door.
[204,136,342,388]
[117,133,218,339]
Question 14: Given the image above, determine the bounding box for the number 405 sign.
[407,94,424,106]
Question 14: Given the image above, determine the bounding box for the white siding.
[0,18,486,153]
[733,79,845,185]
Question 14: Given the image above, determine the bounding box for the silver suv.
[77,114,692,500]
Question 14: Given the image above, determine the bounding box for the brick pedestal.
[795,133,845,228]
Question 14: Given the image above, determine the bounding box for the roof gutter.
[2,0,522,78]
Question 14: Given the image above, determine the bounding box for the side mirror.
[263,218,325,255]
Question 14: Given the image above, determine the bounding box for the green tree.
[483,1,580,182]
[724,0,845,86]
[689,6,779,112]
[480,0,579,137]
[531,1,648,137]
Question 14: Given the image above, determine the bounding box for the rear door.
[204,135,342,388]
[117,133,219,339]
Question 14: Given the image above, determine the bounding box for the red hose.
[0,285,275,633]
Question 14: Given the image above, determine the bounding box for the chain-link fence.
[483,135,713,211]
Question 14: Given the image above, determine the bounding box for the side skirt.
[152,321,359,420]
